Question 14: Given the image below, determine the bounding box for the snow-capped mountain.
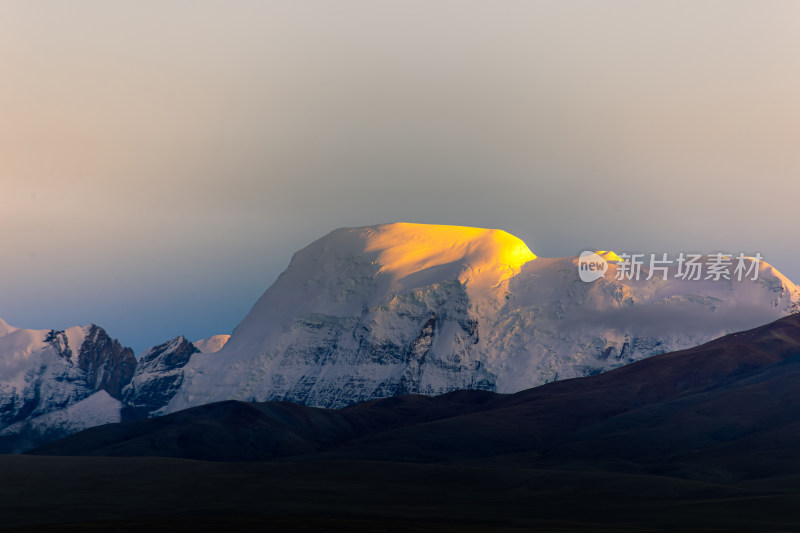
[0,321,226,451]
[0,322,136,452]
[160,223,800,412]
[3,222,799,450]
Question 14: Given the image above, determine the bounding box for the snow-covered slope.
[0,391,122,453]
[0,323,135,452]
[193,335,230,354]
[163,223,800,412]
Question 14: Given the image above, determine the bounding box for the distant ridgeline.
[2,223,799,451]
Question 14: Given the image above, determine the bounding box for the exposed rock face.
[76,325,137,399]
[0,324,134,452]
[0,323,214,452]
[122,337,199,415]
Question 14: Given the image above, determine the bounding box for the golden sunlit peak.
[361,223,536,291]
[595,251,622,262]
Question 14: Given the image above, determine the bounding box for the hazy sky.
[2,1,799,352]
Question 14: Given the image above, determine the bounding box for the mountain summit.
[159,223,800,412]
[228,223,536,357]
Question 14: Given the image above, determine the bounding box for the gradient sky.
[2,1,799,353]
